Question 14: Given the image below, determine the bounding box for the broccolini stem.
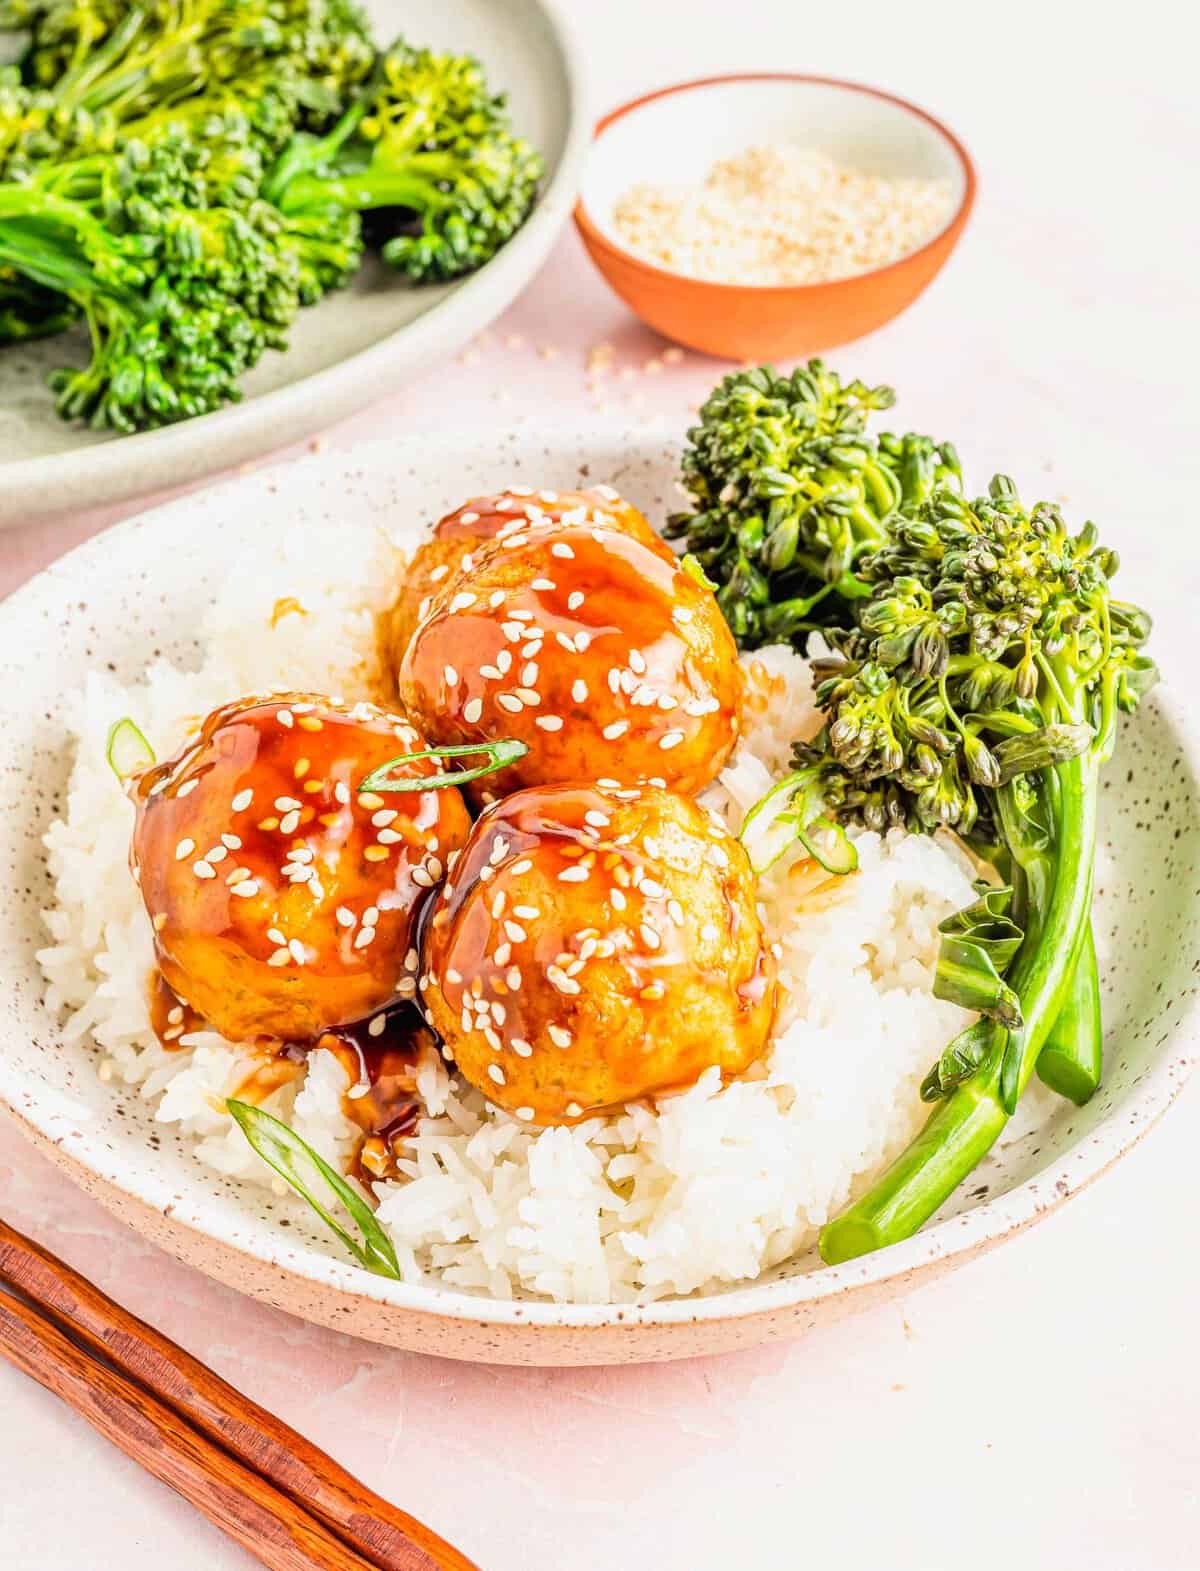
[1036,922,1101,1105]
[819,751,1099,1263]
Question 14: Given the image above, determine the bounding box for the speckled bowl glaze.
[0,0,588,527]
[0,433,1196,1366]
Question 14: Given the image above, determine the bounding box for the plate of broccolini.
[0,0,587,524]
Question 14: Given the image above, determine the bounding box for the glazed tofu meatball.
[419,784,776,1123]
[131,695,471,1044]
[396,518,742,800]
[386,485,675,671]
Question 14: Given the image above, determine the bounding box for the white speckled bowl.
[1,433,1196,1365]
[0,0,588,527]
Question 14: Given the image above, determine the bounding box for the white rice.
[37,521,977,1304]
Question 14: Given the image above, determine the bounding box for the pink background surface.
[2,2,1198,1566]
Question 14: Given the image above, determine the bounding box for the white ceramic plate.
[1,431,1197,1365]
[0,0,587,527]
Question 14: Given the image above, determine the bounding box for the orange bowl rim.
[572,70,977,297]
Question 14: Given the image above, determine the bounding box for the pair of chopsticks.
[0,1217,477,1571]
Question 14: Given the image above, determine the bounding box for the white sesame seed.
[205,845,228,864]
[334,781,350,805]
[629,650,647,675]
[449,591,477,613]
[659,730,685,750]
[512,1037,533,1057]
[487,1064,506,1085]
[522,661,539,686]
[504,920,527,943]
[378,828,403,844]
[489,590,506,607]
[514,905,539,920]
[175,838,195,860]
[353,926,375,950]
[585,810,610,829]
[551,541,574,559]
[231,789,253,812]
[480,664,503,681]
[279,810,301,835]
[535,715,563,731]
[288,938,307,964]
[700,921,720,942]
[411,866,433,888]
[603,721,629,740]
[429,563,449,582]
[531,578,556,592]
[567,591,585,611]
[667,899,685,925]
[192,859,215,880]
[611,888,627,911]
[497,693,523,714]
[510,609,534,623]
[443,665,458,686]
[548,1025,572,1048]
[221,833,242,850]
[463,698,483,723]
[547,966,581,995]
[515,688,540,706]
[230,879,258,898]
[277,710,295,728]
[571,679,588,703]
[493,942,513,966]
[177,779,199,797]
[267,948,290,967]
[558,865,589,883]
[268,927,286,945]
[607,669,621,694]
[362,905,379,927]
[368,1014,387,1038]
[640,924,661,949]
[511,858,533,875]
[274,796,301,813]
[370,809,396,828]
[426,856,444,881]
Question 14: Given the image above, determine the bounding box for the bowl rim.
[573,71,977,296]
[1,434,1196,1340]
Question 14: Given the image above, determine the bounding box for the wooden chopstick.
[0,1220,477,1571]
[0,1283,389,1571]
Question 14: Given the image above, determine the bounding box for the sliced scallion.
[226,1099,402,1279]
[359,737,528,794]
[105,716,155,781]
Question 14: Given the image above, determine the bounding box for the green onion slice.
[360,737,528,794]
[740,768,859,877]
[105,716,155,781]
[226,1099,401,1280]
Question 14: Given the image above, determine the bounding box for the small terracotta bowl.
[574,73,976,361]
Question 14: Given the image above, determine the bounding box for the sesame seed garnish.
[277,709,294,728]
[230,879,258,898]
[487,1064,506,1085]
[513,904,539,920]
[334,782,350,806]
[511,858,533,875]
[504,920,527,943]
[548,1024,572,1048]
[279,810,300,835]
[177,779,198,798]
[659,730,685,750]
[411,865,433,887]
[449,591,477,613]
[629,650,647,675]
[358,791,384,809]
[493,941,513,967]
[364,845,389,863]
[667,898,685,925]
[531,578,556,592]
[535,715,563,731]
[571,679,588,703]
[511,1038,533,1057]
[268,927,286,945]
[429,562,449,582]
[515,1106,535,1121]
[175,837,195,860]
[294,758,310,779]
[275,796,301,813]
[565,1102,582,1117]
[558,865,589,883]
[205,845,228,864]
[611,887,627,911]
[551,541,574,559]
[547,965,581,995]
[584,810,610,829]
[231,789,253,812]
[567,591,585,611]
[267,948,290,967]
[353,927,375,950]
[640,924,661,949]
[288,938,307,965]
[444,665,458,686]
[522,661,539,686]
[362,906,379,927]
[700,921,720,942]
[192,859,215,880]
[497,693,522,714]
[603,721,629,740]
[515,687,540,706]
[221,833,242,850]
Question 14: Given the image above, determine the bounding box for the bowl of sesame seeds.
[574,73,975,360]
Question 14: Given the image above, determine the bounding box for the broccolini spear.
[262,38,544,283]
[783,476,1156,1262]
[665,362,961,644]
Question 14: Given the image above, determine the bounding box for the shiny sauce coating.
[398,520,742,800]
[131,695,471,1046]
[418,783,776,1124]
